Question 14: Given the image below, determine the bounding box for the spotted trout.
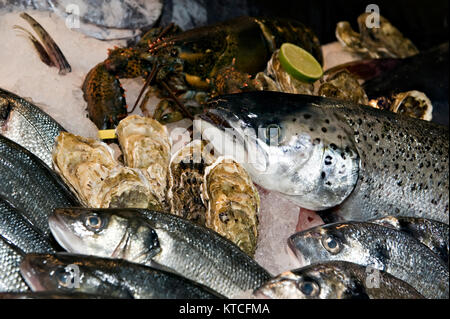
[195,92,449,224]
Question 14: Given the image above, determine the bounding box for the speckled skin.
[289,222,449,299]
[0,237,28,292]
[200,92,449,224]
[0,88,65,168]
[254,261,424,299]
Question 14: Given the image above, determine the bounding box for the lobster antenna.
[128,63,158,114]
[161,81,194,120]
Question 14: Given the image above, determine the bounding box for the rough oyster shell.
[318,70,368,105]
[167,140,216,224]
[202,157,260,256]
[116,115,171,206]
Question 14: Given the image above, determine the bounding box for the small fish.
[253,261,424,299]
[49,208,271,298]
[0,236,29,292]
[20,253,223,299]
[0,88,65,168]
[0,134,79,235]
[288,222,449,299]
[369,216,449,265]
[0,196,55,253]
[195,92,449,224]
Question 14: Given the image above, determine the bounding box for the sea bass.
[0,135,79,235]
[288,222,449,299]
[48,208,271,298]
[0,88,65,167]
[20,253,223,299]
[0,236,28,292]
[369,216,449,265]
[253,261,423,299]
[0,196,55,253]
[195,92,449,224]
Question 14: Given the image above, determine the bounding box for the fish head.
[49,208,161,262]
[288,223,365,265]
[0,94,13,130]
[254,265,359,299]
[195,92,359,210]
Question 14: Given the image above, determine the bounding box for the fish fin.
[13,25,54,67]
[19,13,71,75]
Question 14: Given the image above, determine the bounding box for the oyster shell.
[337,13,419,59]
[167,140,216,224]
[202,157,260,256]
[116,115,171,206]
[318,70,368,105]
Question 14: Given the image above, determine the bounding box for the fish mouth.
[20,254,48,291]
[48,210,79,253]
[287,236,306,267]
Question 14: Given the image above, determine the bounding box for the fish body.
[369,216,449,265]
[0,134,79,235]
[254,261,423,299]
[49,208,271,298]
[288,222,449,299]
[0,196,55,253]
[196,92,449,224]
[0,236,28,292]
[0,88,65,167]
[20,253,223,299]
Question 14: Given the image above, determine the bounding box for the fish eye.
[84,214,104,232]
[265,124,282,144]
[321,234,341,254]
[56,269,73,288]
[298,280,320,297]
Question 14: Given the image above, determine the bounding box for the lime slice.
[279,43,323,83]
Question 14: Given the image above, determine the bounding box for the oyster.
[318,70,368,105]
[116,115,171,207]
[202,157,260,256]
[52,132,161,209]
[167,140,216,224]
[336,13,419,59]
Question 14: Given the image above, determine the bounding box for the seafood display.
[0,2,448,301]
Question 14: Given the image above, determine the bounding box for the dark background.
[161,0,449,50]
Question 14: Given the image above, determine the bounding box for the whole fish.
[48,208,271,298]
[0,196,55,253]
[0,236,29,292]
[195,92,449,224]
[369,216,449,265]
[253,261,423,299]
[288,222,449,299]
[20,253,223,299]
[0,134,79,235]
[0,88,65,167]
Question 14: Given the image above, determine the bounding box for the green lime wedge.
[279,43,323,83]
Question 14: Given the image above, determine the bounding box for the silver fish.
[0,196,55,253]
[0,236,29,292]
[20,253,224,299]
[288,222,449,299]
[0,134,79,235]
[0,88,65,168]
[195,92,449,224]
[369,216,449,265]
[48,208,271,298]
[253,261,424,299]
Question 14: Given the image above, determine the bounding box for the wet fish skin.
[288,221,449,299]
[253,261,424,299]
[0,134,79,235]
[0,292,118,299]
[0,88,65,168]
[0,196,55,254]
[0,236,29,292]
[196,92,449,224]
[20,253,224,299]
[369,216,449,265]
[49,208,271,298]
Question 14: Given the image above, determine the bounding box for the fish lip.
[48,210,74,253]
[287,235,306,267]
[20,255,46,291]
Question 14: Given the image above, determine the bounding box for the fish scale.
[0,88,65,168]
[0,236,29,293]
[0,134,79,235]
